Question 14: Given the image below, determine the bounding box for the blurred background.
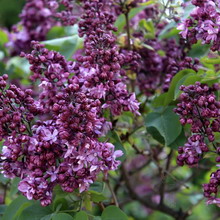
[0,0,25,28]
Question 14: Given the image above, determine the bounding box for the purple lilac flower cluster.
[178,0,220,51]
[0,0,139,206]
[174,82,220,205]
[176,83,220,134]
[1,42,123,206]
[76,0,140,116]
[8,0,79,55]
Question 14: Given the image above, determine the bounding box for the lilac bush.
[1,0,220,219]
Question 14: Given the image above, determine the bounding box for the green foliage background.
[0,0,25,28]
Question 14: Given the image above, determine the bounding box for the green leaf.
[94,217,102,220]
[18,203,53,220]
[139,19,155,37]
[201,57,220,64]
[142,43,154,50]
[168,129,186,149]
[157,50,166,56]
[41,214,54,220]
[128,6,147,19]
[147,126,165,145]
[64,25,79,36]
[42,35,83,60]
[53,185,71,199]
[140,0,155,6]
[165,69,196,105]
[14,202,34,220]
[84,194,92,211]
[117,111,134,127]
[0,205,7,215]
[0,60,5,73]
[52,213,74,220]
[0,51,4,60]
[89,182,104,193]
[159,28,180,39]
[6,57,30,78]
[152,93,168,108]
[114,14,125,34]
[73,211,88,220]
[0,29,8,46]
[159,22,177,39]
[46,25,79,40]
[101,206,128,220]
[2,195,31,220]
[53,198,68,212]
[9,177,20,198]
[89,191,106,203]
[0,173,9,184]
[46,26,66,39]
[188,41,210,58]
[145,106,182,146]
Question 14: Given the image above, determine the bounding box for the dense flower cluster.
[1,42,123,206]
[178,0,220,51]
[8,0,79,55]
[76,0,140,116]
[174,82,220,205]
[175,82,220,136]
[174,82,220,166]
[0,0,140,206]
